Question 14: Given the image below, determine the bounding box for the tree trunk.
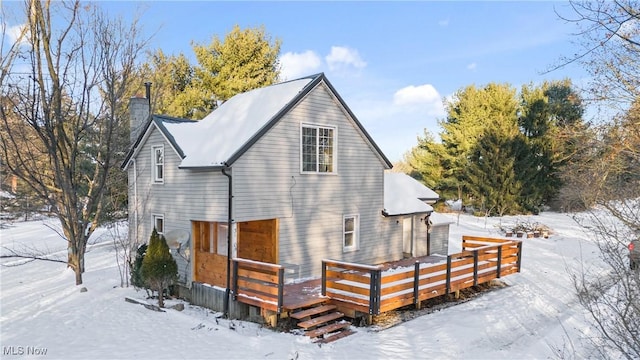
[67,245,86,285]
[157,286,164,308]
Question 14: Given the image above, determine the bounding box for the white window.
[343,214,359,252]
[152,145,164,183]
[217,223,228,256]
[301,124,336,173]
[152,214,164,235]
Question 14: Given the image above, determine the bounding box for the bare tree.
[567,104,640,359]
[572,209,640,360]
[0,1,149,285]
[555,1,640,109]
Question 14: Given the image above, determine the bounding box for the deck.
[232,235,523,318]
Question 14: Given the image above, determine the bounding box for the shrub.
[141,229,177,308]
[129,243,148,290]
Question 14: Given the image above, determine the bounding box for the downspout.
[131,158,138,246]
[221,165,232,318]
[425,212,432,255]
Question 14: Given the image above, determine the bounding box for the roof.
[122,115,196,169]
[124,73,393,170]
[383,172,440,216]
[429,212,455,226]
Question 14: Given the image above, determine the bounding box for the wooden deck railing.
[230,236,522,318]
[321,259,383,315]
[323,236,523,315]
[232,258,285,314]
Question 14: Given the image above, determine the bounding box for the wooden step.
[290,304,337,320]
[296,311,344,329]
[316,329,355,344]
[305,321,350,338]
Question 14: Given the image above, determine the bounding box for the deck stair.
[290,303,353,343]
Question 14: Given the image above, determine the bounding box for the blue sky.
[7,1,590,162]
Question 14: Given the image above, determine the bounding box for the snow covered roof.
[383,173,439,216]
[166,77,315,168]
[122,73,393,170]
[429,211,455,226]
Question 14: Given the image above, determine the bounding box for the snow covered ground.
[1,212,608,359]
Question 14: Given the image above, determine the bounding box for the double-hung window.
[152,145,164,183]
[343,214,359,252]
[301,124,336,173]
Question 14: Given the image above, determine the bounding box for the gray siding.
[430,224,450,255]
[232,83,401,279]
[128,126,229,285]
[128,81,410,284]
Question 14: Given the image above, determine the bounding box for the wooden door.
[237,219,278,264]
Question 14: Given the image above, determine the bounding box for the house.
[122,73,449,316]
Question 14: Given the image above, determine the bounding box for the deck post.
[496,245,503,278]
[277,267,284,314]
[369,268,381,315]
[516,241,523,272]
[413,261,420,309]
[321,260,327,296]
[445,255,452,295]
[473,249,479,286]
[232,259,239,300]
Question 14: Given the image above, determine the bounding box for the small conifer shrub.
[141,228,177,308]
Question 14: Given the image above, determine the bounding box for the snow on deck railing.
[322,237,523,315]
[231,258,285,314]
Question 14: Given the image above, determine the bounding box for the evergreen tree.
[192,25,281,103]
[137,26,281,120]
[466,125,525,216]
[141,229,177,308]
[518,80,586,212]
[437,83,519,201]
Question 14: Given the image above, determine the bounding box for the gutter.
[221,165,232,318]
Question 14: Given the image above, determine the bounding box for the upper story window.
[343,214,359,252]
[301,124,336,173]
[152,145,164,183]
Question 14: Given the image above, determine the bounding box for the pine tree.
[141,229,177,308]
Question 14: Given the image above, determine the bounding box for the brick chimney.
[129,82,151,144]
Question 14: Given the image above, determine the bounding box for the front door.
[237,219,278,264]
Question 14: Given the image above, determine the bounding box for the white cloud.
[467,62,477,71]
[438,18,450,27]
[325,46,366,71]
[5,23,28,46]
[279,50,322,80]
[393,84,441,107]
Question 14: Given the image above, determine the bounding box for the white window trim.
[152,145,164,184]
[343,214,359,252]
[300,123,337,174]
[152,213,165,235]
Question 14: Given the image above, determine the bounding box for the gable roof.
[122,114,196,169]
[383,172,440,216]
[124,73,393,170]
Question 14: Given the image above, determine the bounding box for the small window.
[193,221,228,256]
[301,124,336,173]
[217,223,228,256]
[152,145,164,183]
[153,214,164,235]
[343,214,359,252]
